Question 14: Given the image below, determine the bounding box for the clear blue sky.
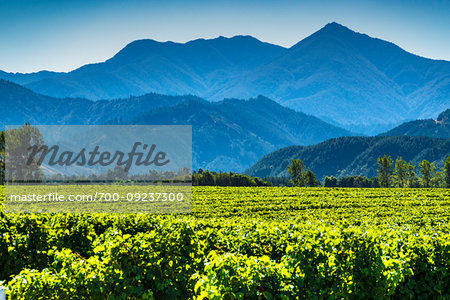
[1,0,449,73]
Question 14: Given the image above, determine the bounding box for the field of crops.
[1,186,449,299]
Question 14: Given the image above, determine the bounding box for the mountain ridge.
[1,22,449,135]
[0,79,352,171]
[210,22,450,133]
[21,35,286,101]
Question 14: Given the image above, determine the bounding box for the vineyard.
[1,186,449,299]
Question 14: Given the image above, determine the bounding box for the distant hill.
[0,79,202,126]
[0,70,65,86]
[16,36,286,100]
[380,109,450,138]
[0,80,352,171]
[2,22,449,134]
[246,136,450,180]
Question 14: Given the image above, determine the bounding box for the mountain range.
[1,22,449,175]
[246,135,450,180]
[0,80,352,171]
[1,22,449,134]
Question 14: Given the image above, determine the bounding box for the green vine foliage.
[1,186,449,299]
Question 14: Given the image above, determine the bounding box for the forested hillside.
[0,80,352,171]
[246,136,450,179]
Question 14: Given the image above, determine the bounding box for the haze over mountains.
[0,80,351,171]
[2,22,449,135]
[126,96,352,170]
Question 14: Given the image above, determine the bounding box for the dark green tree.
[304,170,321,187]
[369,177,379,188]
[444,156,450,188]
[324,176,338,187]
[287,159,306,187]
[338,175,371,188]
[202,170,215,186]
[394,157,408,187]
[0,131,4,184]
[192,169,271,186]
[431,171,445,188]
[377,155,393,188]
[419,160,436,188]
[405,161,420,188]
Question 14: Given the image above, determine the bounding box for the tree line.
[286,155,450,188]
[192,169,271,186]
[375,155,450,188]
[0,131,4,184]
[1,126,450,188]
